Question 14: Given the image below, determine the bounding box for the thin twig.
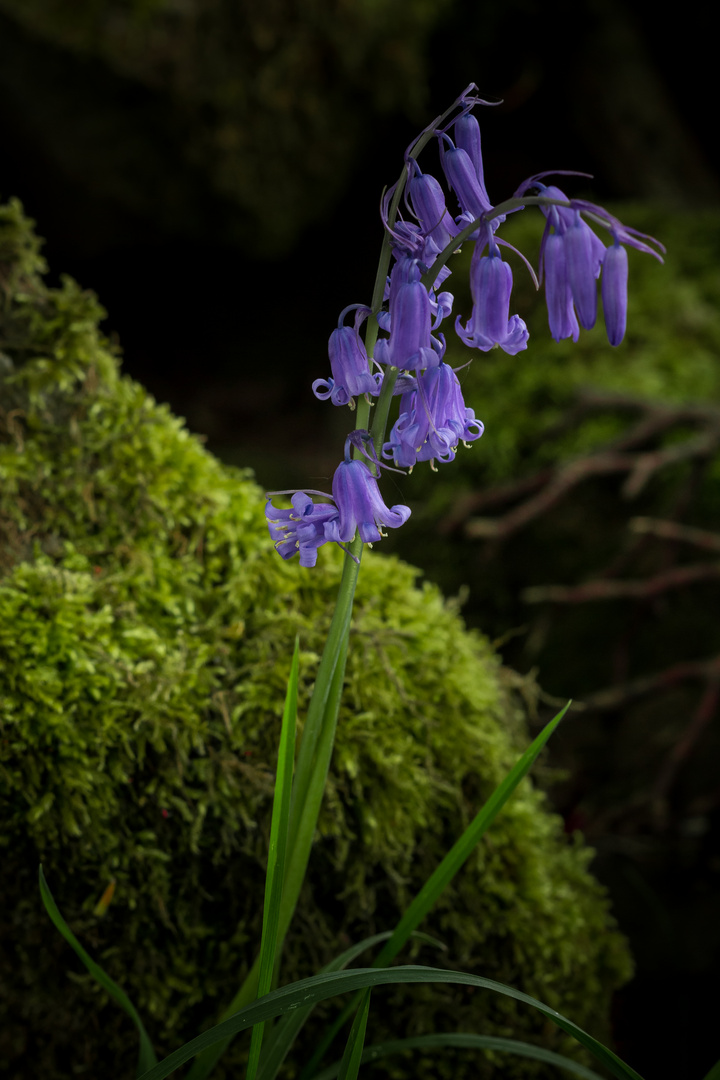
[576,656,720,711]
[522,562,720,604]
[629,516,720,553]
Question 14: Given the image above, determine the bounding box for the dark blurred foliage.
[1,0,719,1077]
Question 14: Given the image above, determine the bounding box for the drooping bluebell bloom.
[524,180,664,344]
[535,185,605,338]
[383,223,455,332]
[324,434,411,544]
[455,237,529,355]
[602,240,629,346]
[453,113,493,219]
[313,306,382,406]
[407,167,459,259]
[374,258,445,370]
[383,362,483,469]
[440,142,492,226]
[543,223,580,343]
[265,492,339,568]
[564,211,601,330]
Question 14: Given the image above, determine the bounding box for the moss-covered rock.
[0,197,631,1079]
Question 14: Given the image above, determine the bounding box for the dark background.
[1,1,718,1076]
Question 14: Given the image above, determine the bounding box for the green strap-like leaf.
[336,990,371,1080]
[38,865,157,1077]
[246,638,300,1080]
[313,1032,606,1080]
[701,1057,720,1080]
[136,964,645,1080]
[257,931,445,1080]
[302,702,571,1078]
[372,702,571,968]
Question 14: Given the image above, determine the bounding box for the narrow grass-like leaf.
[136,964,645,1080]
[301,702,571,1078]
[372,702,571,968]
[313,1032,606,1080]
[258,931,445,1080]
[38,865,157,1077]
[702,1058,720,1080]
[245,638,300,1080]
[336,990,371,1080]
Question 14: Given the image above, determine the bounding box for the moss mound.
[0,198,631,1079]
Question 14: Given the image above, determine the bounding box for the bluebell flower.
[265,492,339,568]
[534,186,606,339]
[406,167,459,258]
[452,113,493,218]
[374,259,445,370]
[543,224,580,342]
[313,307,382,407]
[440,143,492,227]
[602,239,629,346]
[564,211,602,330]
[455,238,529,355]
[324,435,411,543]
[383,362,483,469]
[521,179,664,343]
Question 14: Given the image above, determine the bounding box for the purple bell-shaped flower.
[407,168,459,258]
[265,492,339,568]
[313,307,382,406]
[374,259,444,371]
[324,434,411,544]
[602,240,629,346]
[383,362,483,469]
[455,239,529,355]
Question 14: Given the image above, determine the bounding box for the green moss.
[0,198,631,1078]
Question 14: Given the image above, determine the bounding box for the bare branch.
[523,562,720,604]
[629,516,720,553]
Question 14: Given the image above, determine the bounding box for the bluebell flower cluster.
[266,435,410,567]
[266,85,664,567]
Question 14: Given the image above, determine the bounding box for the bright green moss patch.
[0,198,631,1079]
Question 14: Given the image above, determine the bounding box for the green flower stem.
[353,393,371,435]
[369,366,399,464]
[280,588,356,921]
[289,536,362,839]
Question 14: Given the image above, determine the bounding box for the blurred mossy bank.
[0,199,631,1078]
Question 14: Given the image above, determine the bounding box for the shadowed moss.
[0,198,631,1079]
